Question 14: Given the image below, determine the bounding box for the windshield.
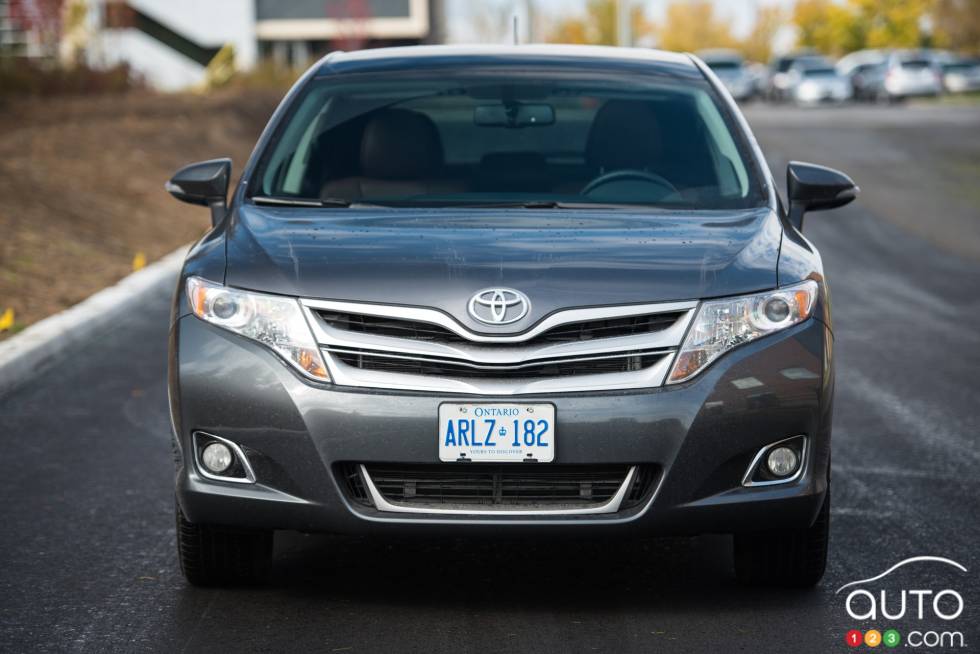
[900,59,932,69]
[803,67,837,77]
[707,61,741,71]
[252,68,766,210]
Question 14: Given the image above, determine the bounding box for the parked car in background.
[866,51,943,102]
[767,50,823,102]
[941,59,980,93]
[788,59,852,105]
[698,49,755,102]
[746,61,770,98]
[837,49,889,102]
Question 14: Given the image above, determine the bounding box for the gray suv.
[167,45,857,587]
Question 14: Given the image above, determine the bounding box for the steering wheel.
[582,169,679,197]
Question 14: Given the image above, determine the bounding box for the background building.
[46,0,440,91]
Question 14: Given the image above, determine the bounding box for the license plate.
[438,403,555,462]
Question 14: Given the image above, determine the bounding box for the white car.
[872,52,943,101]
[789,63,852,104]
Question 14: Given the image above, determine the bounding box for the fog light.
[201,442,233,473]
[766,446,799,477]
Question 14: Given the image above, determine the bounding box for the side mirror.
[166,158,232,226]
[787,161,858,231]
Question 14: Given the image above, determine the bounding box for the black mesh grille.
[344,463,656,509]
[532,313,684,343]
[332,350,664,379]
[317,311,684,346]
[320,312,461,342]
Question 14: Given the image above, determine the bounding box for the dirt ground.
[0,90,279,337]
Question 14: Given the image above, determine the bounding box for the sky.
[444,0,797,45]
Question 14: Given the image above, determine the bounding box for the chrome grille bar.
[323,347,672,371]
[299,298,696,394]
[326,354,675,395]
[302,298,697,345]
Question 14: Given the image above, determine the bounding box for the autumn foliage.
[546,0,979,60]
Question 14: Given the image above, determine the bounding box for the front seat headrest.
[360,109,444,180]
[585,100,664,172]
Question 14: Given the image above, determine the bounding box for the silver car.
[942,60,980,94]
[698,50,755,102]
[837,49,889,102]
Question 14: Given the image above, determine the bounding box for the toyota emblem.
[467,288,530,325]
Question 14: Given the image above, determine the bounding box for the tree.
[792,0,861,55]
[850,0,935,49]
[739,5,784,62]
[932,0,980,54]
[655,0,737,53]
[547,0,652,46]
[793,0,959,55]
[7,0,64,58]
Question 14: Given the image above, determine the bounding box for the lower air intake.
[341,463,656,511]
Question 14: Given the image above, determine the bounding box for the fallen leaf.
[0,308,14,332]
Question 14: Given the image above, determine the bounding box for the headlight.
[186,276,329,381]
[667,280,818,384]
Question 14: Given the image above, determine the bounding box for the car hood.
[225,204,781,332]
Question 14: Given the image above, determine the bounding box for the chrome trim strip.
[358,464,638,516]
[325,351,675,395]
[323,347,671,371]
[301,298,697,345]
[192,431,257,484]
[741,435,808,487]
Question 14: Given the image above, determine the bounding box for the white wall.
[90,29,207,91]
[129,0,256,69]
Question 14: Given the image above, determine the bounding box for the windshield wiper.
[252,196,383,208]
[253,196,328,207]
[441,200,568,209]
[450,200,636,210]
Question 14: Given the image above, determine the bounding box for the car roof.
[792,57,834,69]
[696,48,742,61]
[314,44,703,78]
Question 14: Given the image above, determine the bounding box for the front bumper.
[170,315,833,535]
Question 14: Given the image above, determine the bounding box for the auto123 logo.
[838,556,968,649]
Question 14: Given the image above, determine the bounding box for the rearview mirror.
[166,158,232,226]
[787,161,858,230]
[474,103,555,127]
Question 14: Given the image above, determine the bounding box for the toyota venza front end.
[166,45,856,587]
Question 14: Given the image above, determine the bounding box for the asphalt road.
[2,104,979,653]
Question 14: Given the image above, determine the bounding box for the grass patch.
[912,91,980,105]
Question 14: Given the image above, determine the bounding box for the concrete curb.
[0,245,188,397]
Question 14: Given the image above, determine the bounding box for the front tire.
[176,503,273,586]
[733,488,830,587]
